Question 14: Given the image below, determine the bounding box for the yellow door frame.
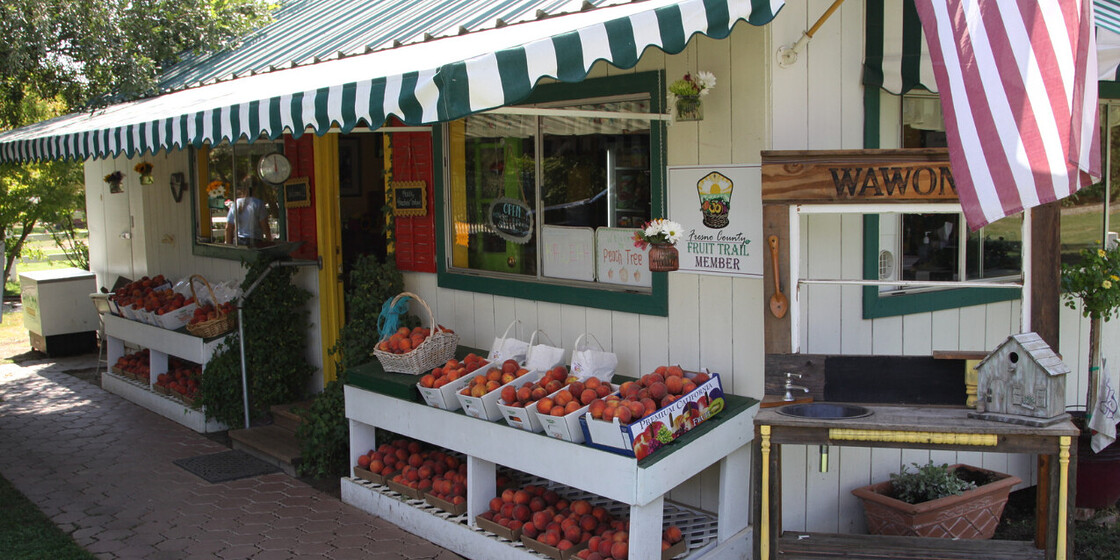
[313,133,345,384]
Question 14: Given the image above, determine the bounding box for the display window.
[192,141,286,257]
[437,72,669,316]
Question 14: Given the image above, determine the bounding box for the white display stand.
[343,385,758,559]
[102,314,229,433]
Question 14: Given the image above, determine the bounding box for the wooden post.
[763,204,791,354]
[1030,202,1060,349]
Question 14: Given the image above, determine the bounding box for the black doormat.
[173,450,281,483]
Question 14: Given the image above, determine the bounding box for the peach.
[602,404,616,421]
[648,381,668,400]
[568,381,585,396]
[565,401,580,414]
[501,385,517,403]
[486,368,502,382]
[513,504,531,522]
[665,525,683,543]
[502,359,519,374]
[611,542,628,559]
[615,405,633,424]
[541,530,561,547]
[530,386,548,400]
[557,539,574,551]
[666,365,684,377]
[585,377,601,389]
[579,389,598,405]
[563,524,581,542]
[544,379,562,393]
[626,400,645,419]
[537,397,554,414]
[596,384,612,397]
[665,375,684,395]
[555,390,573,406]
[502,488,516,503]
[551,406,566,416]
[640,397,657,416]
[522,522,539,539]
[514,489,531,505]
[589,399,606,419]
[682,380,697,394]
[532,511,552,529]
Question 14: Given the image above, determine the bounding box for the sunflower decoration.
[134,161,154,184]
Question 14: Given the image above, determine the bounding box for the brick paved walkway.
[0,355,463,560]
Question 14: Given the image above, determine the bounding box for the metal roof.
[158,0,641,93]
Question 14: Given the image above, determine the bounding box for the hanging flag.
[913,0,1102,230]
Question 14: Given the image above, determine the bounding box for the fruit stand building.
[2,0,1120,557]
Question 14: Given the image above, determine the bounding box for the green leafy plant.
[297,255,404,477]
[199,254,316,426]
[889,461,976,504]
[1062,244,1120,321]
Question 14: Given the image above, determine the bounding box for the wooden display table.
[753,405,1079,560]
[102,314,229,433]
[343,355,759,559]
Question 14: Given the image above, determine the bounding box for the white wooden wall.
[83,148,324,392]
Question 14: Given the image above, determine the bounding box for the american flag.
[914,0,1102,230]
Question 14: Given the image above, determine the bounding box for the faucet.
[783,373,809,401]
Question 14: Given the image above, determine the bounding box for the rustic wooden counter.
[753,404,1078,560]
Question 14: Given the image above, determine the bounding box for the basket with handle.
[372,292,459,375]
[185,275,237,338]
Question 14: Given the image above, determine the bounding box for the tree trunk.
[3,220,37,289]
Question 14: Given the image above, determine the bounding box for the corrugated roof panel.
[158,0,635,93]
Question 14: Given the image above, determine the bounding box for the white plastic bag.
[488,320,530,364]
[569,333,617,382]
[524,331,566,372]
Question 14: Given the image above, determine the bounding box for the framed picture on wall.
[284,177,311,208]
[339,138,362,197]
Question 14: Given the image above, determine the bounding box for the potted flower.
[134,161,154,185]
[668,71,715,121]
[632,218,682,272]
[206,180,229,209]
[104,170,124,193]
[1061,242,1120,507]
[851,461,1020,539]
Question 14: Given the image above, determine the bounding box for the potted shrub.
[851,461,1021,539]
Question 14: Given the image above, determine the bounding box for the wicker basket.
[372,292,458,375]
[185,274,237,338]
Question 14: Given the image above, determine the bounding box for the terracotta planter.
[648,243,679,272]
[851,464,1020,539]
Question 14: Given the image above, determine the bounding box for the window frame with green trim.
[434,71,669,316]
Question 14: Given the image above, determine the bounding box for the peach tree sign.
[668,165,762,277]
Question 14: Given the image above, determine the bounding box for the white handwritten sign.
[542,225,595,281]
[595,228,651,287]
[668,165,762,277]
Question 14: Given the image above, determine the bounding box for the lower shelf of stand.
[101,371,227,433]
[341,476,725,560]
[776,532,1044,560]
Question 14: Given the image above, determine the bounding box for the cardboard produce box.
[416,361,489,411]
[353,465,386,485]
[580,372,726,459]
[423,492,467,516]
[520,535,587,560]
[385,475,425,500]
[153,302,198,330]
[475,514,522,541]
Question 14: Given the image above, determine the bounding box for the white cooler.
[19,268,98,356]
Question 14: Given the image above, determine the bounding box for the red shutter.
[392,131,436,273]
[284,135,318,261]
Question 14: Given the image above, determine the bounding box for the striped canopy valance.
[0,0,784,164]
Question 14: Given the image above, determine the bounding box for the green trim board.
[860,215,1019,319]
[435,71,670,316]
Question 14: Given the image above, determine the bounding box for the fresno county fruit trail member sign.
[668,165,762,277]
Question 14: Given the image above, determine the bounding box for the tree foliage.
[0,0,274,128]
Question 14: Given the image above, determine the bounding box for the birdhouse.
[971,332,1070,426]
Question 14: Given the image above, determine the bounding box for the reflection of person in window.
[224,184,271,246]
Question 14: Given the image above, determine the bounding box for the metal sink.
[774,403,873,419]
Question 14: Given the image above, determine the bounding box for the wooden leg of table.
[760,425,772,560]
[466,455,496,523]
[718,444,751,543]
[1037,454,1051,549]
[1058,436,1073,560]
[628,495,664,560]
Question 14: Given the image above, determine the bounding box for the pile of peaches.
[355,438,512,510]
[418,353,488,389]
[481,483,684,559]
[376,325,454,355]
[460,359,531,398]
[498,365,581,411]
[113,349,151,381]
[189,301,235,325]
[156,358,202,401]
[586,365,710,426]
[111,275,172,313]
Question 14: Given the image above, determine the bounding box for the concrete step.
[229,424,301,477]
[270,400,314,433]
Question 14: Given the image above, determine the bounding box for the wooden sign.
[284,177,311,208]
[391,181,427,216]
[761,149,958,203]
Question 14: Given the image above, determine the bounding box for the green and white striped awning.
[0,0,783,164]
[864,0,1120,95]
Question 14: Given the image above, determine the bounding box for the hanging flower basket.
[104,171,124,194]
[675,95,703,121]
[648,243,679,272]
[134,161,154,185]
[669,71,715,122]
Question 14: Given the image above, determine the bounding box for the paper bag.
[524,331,565,372]
[570,333,617,382]
[488,320,530,364]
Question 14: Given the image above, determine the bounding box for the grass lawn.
[0,475,94,560]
